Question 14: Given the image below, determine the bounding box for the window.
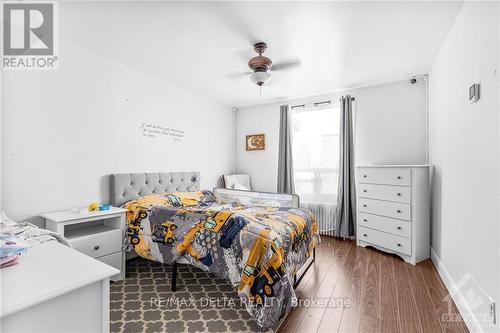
[292,106,340,204]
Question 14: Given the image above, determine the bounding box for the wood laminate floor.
[279,236,469,333]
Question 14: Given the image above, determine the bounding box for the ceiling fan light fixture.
[249,71,271,86]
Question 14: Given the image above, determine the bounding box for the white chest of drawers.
[356,165,431,265]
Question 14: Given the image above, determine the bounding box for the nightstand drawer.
[70,227,122,258]
[358,212,411,238]
[358,184,411,203]
[358,198,411,221]
[358,226,411,256]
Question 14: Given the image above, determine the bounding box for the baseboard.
[430,247,484,333]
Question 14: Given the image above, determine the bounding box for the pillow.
[232,182,250,191]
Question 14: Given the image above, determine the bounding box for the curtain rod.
[290,96,355,109]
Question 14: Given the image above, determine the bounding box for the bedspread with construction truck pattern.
[123,191,320,330]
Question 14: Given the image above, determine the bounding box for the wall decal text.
[140,123,185,141]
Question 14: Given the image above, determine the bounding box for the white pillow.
[233,182,250,191]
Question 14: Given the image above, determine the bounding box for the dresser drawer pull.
[397,193,402,196]
[397,176,402,179]
[363,204,367,208]
[397,210,402,213]
[363,219,367,222]
[397,243,402,247]
[363,190,367,193]
[363,233,367,237]
[94,245,100,250]
[363,175,367,178]
[397,226,402,230]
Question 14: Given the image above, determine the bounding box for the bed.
[110,171,320,330]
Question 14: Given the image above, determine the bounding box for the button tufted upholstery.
[110,172,200,206]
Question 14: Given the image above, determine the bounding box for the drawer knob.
[397,193,402,196]
[363,219,367,222]
[397,243,402,247]
[397,176,402,179]
[363,190,367,193]
[94,245,100,250]
[397,210,402,213]
[363,204,367,207]
[397,226,402,230]
[363,233,367,237]
[363,175,367,178]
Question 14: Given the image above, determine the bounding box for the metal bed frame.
[170,248,316,292]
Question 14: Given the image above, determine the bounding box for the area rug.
[110,258,262,333]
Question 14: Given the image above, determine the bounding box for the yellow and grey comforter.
[124,191,320,330]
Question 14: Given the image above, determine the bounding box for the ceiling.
[61,1,463,108]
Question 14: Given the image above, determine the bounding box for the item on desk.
[99,204,111,211]
[87,202,99,212]
[0,235,30,268]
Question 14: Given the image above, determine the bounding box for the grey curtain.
[334,95,356,238]
[277,105,295,194]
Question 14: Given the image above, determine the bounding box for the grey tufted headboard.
[110,172,200,207]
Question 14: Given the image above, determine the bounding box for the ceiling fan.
[230,42,301,93]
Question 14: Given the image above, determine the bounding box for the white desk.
[1,241,118,333]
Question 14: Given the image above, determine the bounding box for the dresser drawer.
[70,227,122,258]
[358,198,411,221]
[358,184,411,203]
[358,212,411,238]
[357,168,411,186]
[358,226,411,256]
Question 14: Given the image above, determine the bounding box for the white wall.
[429,2,499,331]
[235,102,281,192]
[235,79,428,192]
[1,41,233,225]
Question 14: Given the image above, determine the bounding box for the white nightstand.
[42,207,127,281]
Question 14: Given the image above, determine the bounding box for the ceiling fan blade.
[210,3,260,45]
[272,59,301,71]
[225,72,252,79]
